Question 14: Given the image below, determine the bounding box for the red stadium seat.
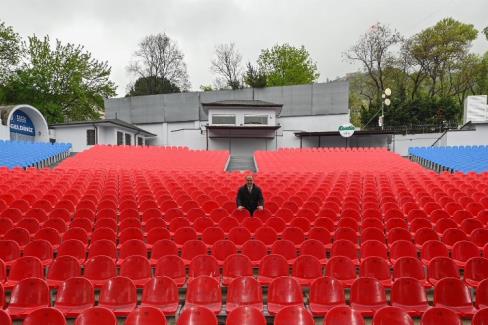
[257,254,289,286]
[125,307,167,325]
[6,278,50,319]
[185,276,222,314]
[212,240,237,266]
[226,306,266,325]
[84,255,117,288]
[47,256,81,288]
[141,276,179,316]
[473,308,488,325]
[267,277,304,315]
[201,227,225,247]
[91,227,116,243]
[393,256,430,287]
[154,255,186,287]
[222,254,253,286]
[389,240,417,264]
[421,307,461,325]
[4,227,30,248]
[465,257,488,288]
[471,229,488,248]
[421,240,449,264]
[55,277,94,317]
[325,306,365,325]
[391,277,430,316]
[331,239,359,265]
[120,255,152,287]
[87,239,117,261]
[241,240,267,266]
[442,228,468,250]
[98,276,137,316]
[427,257,460,286]
[451,240,480,267]
[118,239,148,264]
[326,256,356,287]
[292,255,323,287]
[274,305,314,325]
[350,277,387,317]
[57,239,85,264]
[372,306,414,325]
[176,306,217,325]
[181,240,208,265]
[254,226,277,247]
[0,240,21,265]
[359,256,392,288]
[434,277,477,318]
[189,255,220,280]
[5,256,44,289]
[309,276,346,315]
[23,307,67,325]
[75,307,117,325]
[360,240,388,260]
[150,239,178,265]
[271,240,298,264]
[226,276,263,313]
[228,227,251,248]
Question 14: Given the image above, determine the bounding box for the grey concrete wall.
[446,124,488,146]
[104,81,349,124]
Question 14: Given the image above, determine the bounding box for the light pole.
[379,88,391,130]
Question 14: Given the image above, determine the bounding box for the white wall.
[53,126,94,152]
[446,124,488,146]
[208,108,277,126]
[0,125,9,141]
[392,133,443,156]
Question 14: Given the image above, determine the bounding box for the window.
[117,131,123,145]
[211,115,236,125]
[125,133,132,145]
[137,137,144,146]
[86,129,96,145]
[244,115,268,125]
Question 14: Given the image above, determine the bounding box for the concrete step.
[227,156,256,172]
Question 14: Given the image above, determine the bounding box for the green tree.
[257,44,319,86]
[406,18,478,98]
[5,35,116,122]
[199,84,214,92]
[0,21,22,102]
[127,76,180,96]
[244,62,267,88]
[483,27,488,41]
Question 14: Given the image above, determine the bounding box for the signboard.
[338,123,355,138]
[10,110,36,136]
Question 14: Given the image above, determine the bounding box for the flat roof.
[295,130,395,137]
[50,119,157,137]
[202,100,283,107]
[206,125,281,130]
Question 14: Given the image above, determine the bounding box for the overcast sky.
[1,0,487,96]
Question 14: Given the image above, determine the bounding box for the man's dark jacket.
[236,184,264,215]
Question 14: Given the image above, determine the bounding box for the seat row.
[2,251,488,291]
[3,305,488,325]
[1,274,488,320]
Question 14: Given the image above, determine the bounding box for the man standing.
[236,175,264,216]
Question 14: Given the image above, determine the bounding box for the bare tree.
[344,23,402,99]
[210,43,243,90]
[128,33,190,91]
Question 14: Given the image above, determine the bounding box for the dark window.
[117,131,123,145]
[125,133,132,145]
[137,137,143,146]
[244,115,268,125]
[86,129,96,145]
[212,115,236,125]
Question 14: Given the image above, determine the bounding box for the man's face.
[246,176,253,186]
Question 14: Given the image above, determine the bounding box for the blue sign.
[10,110,36,136]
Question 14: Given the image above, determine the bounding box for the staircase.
[226,156,257,172]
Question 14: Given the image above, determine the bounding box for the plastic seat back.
[292,255,322,282]
[0,240,20,263]
[391,277,429,310]
[310,276,345,310]
[57,239,85,262]
[181,240,208,262]
[268,276,303,308]
[87,240,116,260]
[473,308,488,325]
[141,276,179,314]
[176,306,218,325]
[119,239,147,260]
[120,255,152,284]
[75,307,117,325]
[189,255,220,278]
[326,256,356,285]
[271,240,298,262]
[274,305,314,325]
[84,255,117,285]
[8,256,44,282]
[373,306,414,325]
[325,306,365,325]
[227,276,263,311]
[427,257,459,284]
[155,255,186,285]
[7,278,50,315]
[47,255,81,284]
[55,277,94,317]
[223,254,253,282]
[351,277,387,307]
[359,257,391,282]
[226,306,266,325]
[186,276,222,309]
[434,277,475,311]
[421,307,461,325]
[98,276,137,313]
[0,310,11,325]
[23,307,67,325]
[126,306,167,325]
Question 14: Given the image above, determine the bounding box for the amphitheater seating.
[0,146,486,323]
[0,140,71,168]
[409,145,488,173]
